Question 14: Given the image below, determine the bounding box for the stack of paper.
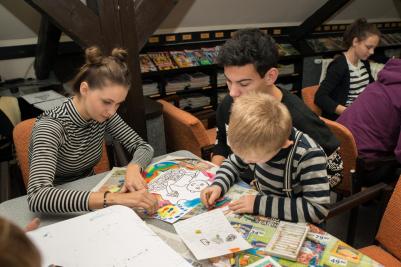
[28,205,191,267]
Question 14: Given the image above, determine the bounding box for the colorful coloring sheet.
[144,156,217,223]
[91,157,217,223]
[92,167,126,193]
[174,209,252,260]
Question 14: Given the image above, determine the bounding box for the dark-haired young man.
[212,28,343,188]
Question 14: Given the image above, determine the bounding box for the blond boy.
[201,92,330,224]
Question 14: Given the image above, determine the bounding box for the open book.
[27,205,191,267]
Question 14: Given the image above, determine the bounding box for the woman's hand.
[120,163,147,192]
[114,189,158,214]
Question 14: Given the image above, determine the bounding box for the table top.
[0,150,194,231]
[0,150,382,267]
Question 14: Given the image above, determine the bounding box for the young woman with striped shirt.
[27,47,158,214]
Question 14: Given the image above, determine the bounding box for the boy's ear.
[282,139,293,149]
[263,68,279,86]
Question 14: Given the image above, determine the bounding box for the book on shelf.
[277,43,300,56]
[185,49,212,65]
[142,79,159,96]
[277,64,295,75]
[179,94,211,110]
[201,47,219,64]
[148,52,178,70]
[170,51,197,68]
[188,72,210,88]
[139,54,157,73]
[306,37,344,53]
[165,74,191,93]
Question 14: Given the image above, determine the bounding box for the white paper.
[33,97,67,111]
[174,209,252,260]
[27,205,191,267]
[21,90,64,104]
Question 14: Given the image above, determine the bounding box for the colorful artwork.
[144,157,216,223]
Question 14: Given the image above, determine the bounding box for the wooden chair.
[158,100,216,160]
[359,178,401,266]
[301,85,322,116]
[13,118,110,188]
[320,117,358,196]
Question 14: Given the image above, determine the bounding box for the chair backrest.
[376,177,401,260]
[158,99,213,158]
[13,118,109,188]
[320,117,358,195]
[301,85,322,116]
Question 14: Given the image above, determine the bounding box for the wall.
[0,0,400,80]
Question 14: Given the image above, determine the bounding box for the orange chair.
[158,99,216,160]
[301,85,322,116]
[359,178,401,266]
[320,117,358,196]
[13,118,109,188]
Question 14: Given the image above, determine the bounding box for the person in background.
[212,28,343,188]
[202,92,330,224]
[27,47,158,214]
[337,58,401,186]
[315,18,381,120]
[0,217,41,267]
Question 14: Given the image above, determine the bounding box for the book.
[27,205,191,267]
[148,52,178,70]
[277,43,300,56]
[139,54,157,73]
[201,47,219,64]
[170,51,197,68]
[185,49,212,65]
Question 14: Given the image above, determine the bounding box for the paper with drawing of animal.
[147,167,212,223]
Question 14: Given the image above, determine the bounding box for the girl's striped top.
[27,98,154,213]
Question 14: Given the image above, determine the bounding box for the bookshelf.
[135,20,401,127]
[139,28,303,127]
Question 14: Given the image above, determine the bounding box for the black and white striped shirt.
[212,129,330,224]
[27,98,154,213]
[346,60,370,106]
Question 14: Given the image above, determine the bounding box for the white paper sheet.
[21,90,64,104]
[27,205,191,267]
[33,97,67,111]
[174,209,252,260]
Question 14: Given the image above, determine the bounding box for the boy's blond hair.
[228,91,292,158]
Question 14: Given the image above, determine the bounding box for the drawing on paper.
[146,159,214,223]
[92,157,216,223]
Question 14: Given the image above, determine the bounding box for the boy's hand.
[229,195,256,214]
[201,185,222,208]
[121,163,147,192]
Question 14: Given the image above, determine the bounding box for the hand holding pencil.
[200,185,222,209]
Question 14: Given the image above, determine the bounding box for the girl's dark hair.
[343,18,381,48]
[72,46,131,94]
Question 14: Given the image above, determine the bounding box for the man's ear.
[80,82,90,96]
[263,68,279,86]
[281,139,294,149]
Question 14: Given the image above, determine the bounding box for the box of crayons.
[265,221,309,261]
